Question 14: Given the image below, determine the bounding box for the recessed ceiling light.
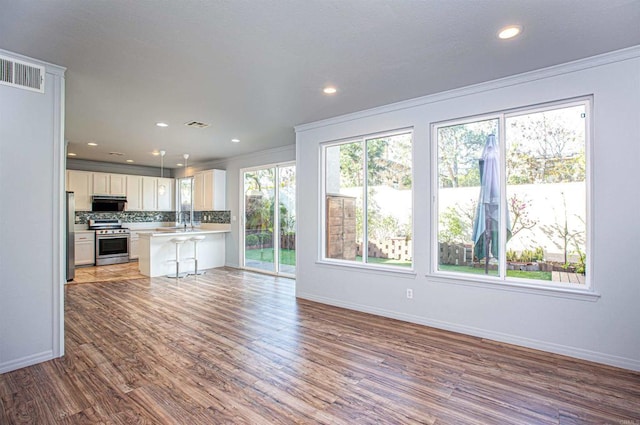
[498,25,522,40]
[87,142,98,146]
[231,138,240,143]
[67,152,77,156]
[152,151,160,156]
[323,86,337,94]
[156,122,169,127]
[176,163,183,167]
[126,159,134,163]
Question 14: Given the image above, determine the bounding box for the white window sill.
[427,272,600,301]
[316,260,417,278]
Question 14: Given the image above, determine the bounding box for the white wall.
[180,145,296,267]
[0,50,65,373]
[295,47,640,371]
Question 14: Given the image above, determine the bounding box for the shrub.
[245,234,259,246]
[257,233,272,245]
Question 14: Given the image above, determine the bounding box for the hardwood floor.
[71,261,146,284]
[2,267,639,424]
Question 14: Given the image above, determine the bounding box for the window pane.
[365,133,413,267]
[325,142,363,261]
[437,119,500,276]
[244,169,276,273]
[278,165,296,275]
[506,104,587,284]
[179,178,192,212]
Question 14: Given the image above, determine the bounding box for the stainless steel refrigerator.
[66,191,75,281]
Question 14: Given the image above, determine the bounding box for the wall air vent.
[184,121,210,129]
[0,55,45,93]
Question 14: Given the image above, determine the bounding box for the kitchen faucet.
[180,210,191,229]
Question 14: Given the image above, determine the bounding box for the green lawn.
[245,248,296,265]
[439,264,551,280]
[357,256,412,267]
[243,251,549,279]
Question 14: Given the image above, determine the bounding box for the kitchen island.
[137,227,229,277]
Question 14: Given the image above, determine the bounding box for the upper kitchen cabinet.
[126,175,143,211]
[93,172,126,196]
[142,176,174,211]
[193,169,226,211]
[66,170,93,210]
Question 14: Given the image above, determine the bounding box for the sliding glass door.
[242,163,296,276]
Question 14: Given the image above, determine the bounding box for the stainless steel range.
[89,219,130,265]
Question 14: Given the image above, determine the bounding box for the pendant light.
[158,150,167,196]
[183,153,189,176]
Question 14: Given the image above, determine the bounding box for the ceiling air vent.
[184,121,210,129]
[0,55,45,93]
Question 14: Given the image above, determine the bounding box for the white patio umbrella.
[471,134,510,273]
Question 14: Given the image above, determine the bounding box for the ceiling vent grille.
[184,121,210,129]
[0,55,45,93]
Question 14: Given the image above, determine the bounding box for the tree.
[438,121,497,188]
[506,106,586,184]
[509,193,538,237]
[540,193,585,264]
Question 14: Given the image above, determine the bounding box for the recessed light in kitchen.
[176,163,183,167]
[156,122,169,128]
[498,25,522,40]
[67,152,77,156]
[231,138,240,143]
[152,151,160,156]
[323,86,337,94]
[87,142,98,146]
[126,159,134,163]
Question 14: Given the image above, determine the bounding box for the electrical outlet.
[406,288,413,299]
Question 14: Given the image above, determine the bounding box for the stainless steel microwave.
[91,195,127,211]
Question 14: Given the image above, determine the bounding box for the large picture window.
[323,131,413,269]
[434,99,589,288]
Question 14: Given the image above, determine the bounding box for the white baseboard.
[297,292,640,372]
[0,350,56,374]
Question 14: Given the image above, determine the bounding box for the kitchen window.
[433,99,590,289]
[177,177,193,223]
[321,130,413,269]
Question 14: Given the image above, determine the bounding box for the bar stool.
[189,235,207,275]
[167,236,189,278]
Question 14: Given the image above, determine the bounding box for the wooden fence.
[439,243,473,266]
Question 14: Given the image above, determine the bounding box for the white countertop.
[138,227,230,237]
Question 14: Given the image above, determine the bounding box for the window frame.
[319,128,415,273]
[430,97,594,295]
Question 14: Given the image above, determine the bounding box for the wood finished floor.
[2,267,640,424]
[71,261,146,284]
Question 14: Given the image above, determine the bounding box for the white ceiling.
[1,1,639,168]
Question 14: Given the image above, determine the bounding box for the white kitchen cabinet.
[142,177,174,211]
[93,172,126,195]
[109,174,126,195]
[75,231,95,266]
[129,230,140,260]
[142,176,157,211]
[193,169,226,211]
[157,177,174,211]
[126,175,143,211]
[66,170,93,210]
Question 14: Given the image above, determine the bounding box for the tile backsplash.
[76,210,230,224]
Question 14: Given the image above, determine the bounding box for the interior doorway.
[241,163,296,276]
